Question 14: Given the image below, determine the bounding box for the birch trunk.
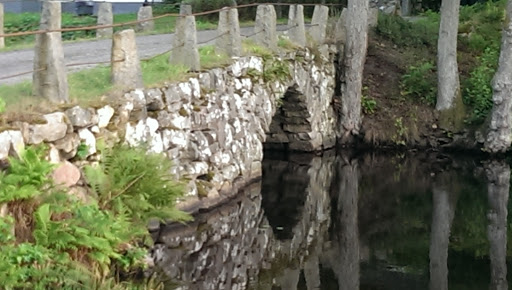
[338,0,369,142]
[436,0,461,111]
[485,0,512,153]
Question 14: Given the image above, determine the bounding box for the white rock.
[97,105,115,128]
[78,128,97,156]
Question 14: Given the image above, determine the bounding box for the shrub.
[463,46,499,123]
[400,61,437,106]
[376,13,438,48]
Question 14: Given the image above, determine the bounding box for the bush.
[463,46,499,124]
[400,61,437,106]
[376,13,439,48]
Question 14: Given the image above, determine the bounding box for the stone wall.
[0,46,337,210]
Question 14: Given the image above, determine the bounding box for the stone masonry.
[0,46,338,211]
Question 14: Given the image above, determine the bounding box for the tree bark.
[436,0,461,111]
[485,0,512,153]
[338,0,369,142]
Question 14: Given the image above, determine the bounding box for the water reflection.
[153,152,512,289]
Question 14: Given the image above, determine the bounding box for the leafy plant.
[392,117,408,146]
[362,87,377,114]
[84,144,190,223]
[463,46,499,124]
[0,146,54,203]
[263,60,291,83]
[400,61,437,106]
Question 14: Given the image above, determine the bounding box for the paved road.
[0,26,270,85]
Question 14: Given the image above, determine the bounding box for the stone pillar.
[216,7,242,57]
[309,5,329,45]
[334,8,347,44]
[169,15,200,71]
[368,7,379,28]
[0,4,4,49]
[287,5,306,47]
[254,5,277,51]
[32,1,69,103]
[401,0,411,16]
[137,6,154,32]
[180,3,192,15]
[96,2,113,38]
[111,29,143,89]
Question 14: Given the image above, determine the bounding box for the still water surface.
[154,151,511,290]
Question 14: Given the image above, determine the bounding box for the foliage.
[392,117,408,146]
[362,87,377,114]
[0,97,5,113]
[263,60,291,83]
[375,13,439,48]
[0,145,188,288]
[400,61,437,106]
[0,146,54,203]
[84,144,190,223]
[198,45,231,69]
[463,46,499,124]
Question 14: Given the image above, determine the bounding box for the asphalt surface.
[0,26,267,85]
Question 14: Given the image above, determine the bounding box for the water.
[153,150,512,290]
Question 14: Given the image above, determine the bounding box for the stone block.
[180,4,192,15]
[136,6,154,32]
[169,15,200,71]
[216,8,242,57]
[96,2,113,38]
[111,29,143,89]
[0,4,4,49]
[28,112,69,144]
[368,7,379,28]
[254,5,277,51]
[334,8,348,44]
[287,5,306,47]
[309,5,329,44]
[65,106,96,128]
[32,1,69,103]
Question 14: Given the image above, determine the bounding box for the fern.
[84,145,191,223]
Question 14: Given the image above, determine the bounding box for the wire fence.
[0,2,339,82]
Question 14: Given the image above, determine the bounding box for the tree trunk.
[338,0,369,142]
[437,0,461,111]
[485,0,512,153]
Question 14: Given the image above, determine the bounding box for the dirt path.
[0,26,263,85]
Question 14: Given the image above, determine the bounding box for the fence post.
[334,8,347,44]
[254,5,277,51]
[137,6,154,32]
[310,5,329,45]
[180,3,192,15]
[111,29,143,89]
[287,4,306,47]
[32,1,69,103]
[97,2,113,38]
[216,7,242,57]
[0,4,4,49]
[169,13,200,71]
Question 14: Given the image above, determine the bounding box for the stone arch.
[265,84,314,151]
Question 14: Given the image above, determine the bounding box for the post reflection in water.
[429,173,457,290]
[152,152,512,290]
[485,161,509,290]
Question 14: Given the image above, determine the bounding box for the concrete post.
[216,7,242,57]
[137,6,154,32]
[309,5,329,45]
[368,8,379,28]
[111,29,143,89]
[169,15,200,71]
[401,0,411,16]
[180,3,192,15]
[287,5,306,47]
[334,8,347,44]
[254,5,277,51]
[96,2,113,38]
[32,1,69,103]
[0,4,4,49]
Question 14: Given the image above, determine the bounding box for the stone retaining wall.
[0,46,337,210]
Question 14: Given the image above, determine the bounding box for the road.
[0,26,271,85]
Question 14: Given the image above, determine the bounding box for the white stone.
[28,112,69,144]
[78,128,97,156]
[97,105,115,128]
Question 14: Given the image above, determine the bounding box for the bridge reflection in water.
[153,151,511,290]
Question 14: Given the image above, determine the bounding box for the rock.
[96,2,113,38]
[146,89,165,111]
[28,112,69,144]
[97,105,115,128]
[112,29,143,90]
[65,106,96,128]
[136,6,154,32]
[254,5,277,51]
[52,161,81,187]
[68,186,89,203]
[54,133,80,158]
[78,128,97,157]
